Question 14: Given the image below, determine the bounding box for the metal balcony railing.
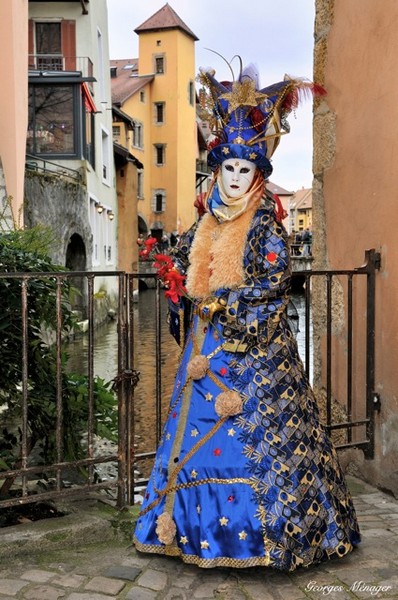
[28,55,94,80]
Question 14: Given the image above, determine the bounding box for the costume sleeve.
[213,213,291,350]
[169,222,197,275]
[166,222,197,346]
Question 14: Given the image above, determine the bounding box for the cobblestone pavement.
[1,476,398,600]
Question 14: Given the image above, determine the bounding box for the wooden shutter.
[28,20,34,67]
[61,20,76,71]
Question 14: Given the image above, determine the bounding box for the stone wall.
[24,170,92,267]
[313,0,398,496]
[24,171,118,324]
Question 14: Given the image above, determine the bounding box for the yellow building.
[289,187,312,232]
[112,106,143,272]
[111,4,198,241]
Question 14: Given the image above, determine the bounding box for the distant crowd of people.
[138,229,312,258]
[137,231,180,258]
[289,227,312,256]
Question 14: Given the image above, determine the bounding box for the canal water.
[66,289,310,474]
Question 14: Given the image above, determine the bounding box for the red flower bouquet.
[153,254,187,303]
[139,236,159,260]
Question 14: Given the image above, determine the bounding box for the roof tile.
[134,3,198,41]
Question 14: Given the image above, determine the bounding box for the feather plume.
[240,62,259,88]
[281,77,327,113]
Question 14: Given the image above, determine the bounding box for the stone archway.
[66,233,86,271]
[138,215,148,236]
[66,233,87,317]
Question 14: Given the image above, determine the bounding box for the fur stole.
[186,202,260,299]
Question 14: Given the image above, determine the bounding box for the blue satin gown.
[134,201,360,570]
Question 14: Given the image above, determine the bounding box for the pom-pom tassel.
[215,390,243,417]
[187,355,210,380]
[156,512,177,545]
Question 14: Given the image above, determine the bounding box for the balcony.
[28,1,89,15]
[28,55,94,80]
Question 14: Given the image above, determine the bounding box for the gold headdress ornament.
[197,51,326,175]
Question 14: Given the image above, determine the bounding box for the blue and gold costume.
[134,199,360,570]
[134,61,359,570]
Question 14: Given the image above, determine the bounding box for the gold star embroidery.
[239,530,248,540]
[191,469,198,479]
[221,147,230,156]
[200,540,210,549]
[219,80,267,112]
[197,504,201,514]
[180,536,188,545]
[191,428,199,437]
[249,152,258,161]
[228,428,236,436]
[166,433,171,440]
[205,393,213,402]
[219,516,229,526]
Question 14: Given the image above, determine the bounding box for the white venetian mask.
[221,158,256,198]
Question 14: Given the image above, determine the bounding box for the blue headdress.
[198,57,326,178]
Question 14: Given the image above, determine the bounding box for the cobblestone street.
[1,477,398,600]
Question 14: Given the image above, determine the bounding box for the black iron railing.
[0,250,380,510]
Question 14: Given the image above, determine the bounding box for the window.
[101,127,111,183]
[154,102,165,124]
[97,28,105,102]
[153,190,166,213]
[154,144,165,166]
[90,199,114,265]
[105,210,114,264]
[84,103,95,167]
[112,125,120,141]
[137,171,144,199]
[140,91,145,102]
[90,199,100,265]
[155,56,164,74]
[132,121,143,148]
[188,81,195,106]
[27,85,76,155]
[35,22,62,70]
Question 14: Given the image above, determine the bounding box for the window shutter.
[61,20,76,70]
[28,20,34,66]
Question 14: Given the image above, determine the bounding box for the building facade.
[0,0,28,225]
[111,4,198,242]
[26,0,118,293]
[313,0,398,495]
[289,187,312,233]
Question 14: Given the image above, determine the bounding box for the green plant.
[0,228,118,495]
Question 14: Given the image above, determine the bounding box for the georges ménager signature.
[305,581,392,596]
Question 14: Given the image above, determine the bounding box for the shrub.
[0,227,118,494]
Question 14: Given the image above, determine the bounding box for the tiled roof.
[110,59,154,105]
[290,188,312,209]
[134,3,199,41]
[266,181,294,196]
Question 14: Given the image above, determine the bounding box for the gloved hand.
[196,297,225,321]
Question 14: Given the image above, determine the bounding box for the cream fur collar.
[186,201,260,300]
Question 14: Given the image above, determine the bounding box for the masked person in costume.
[134,61,360,571]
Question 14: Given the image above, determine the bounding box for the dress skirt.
[133,306,361,571]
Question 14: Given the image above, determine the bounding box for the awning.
[82,82,98,113]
